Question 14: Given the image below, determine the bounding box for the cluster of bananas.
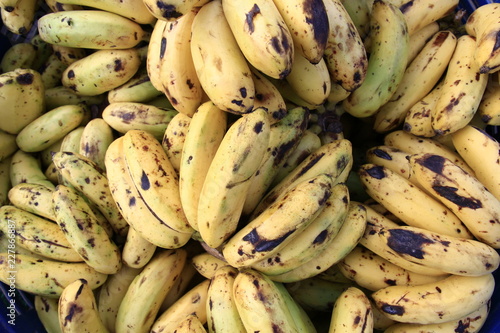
[1,0,500,332]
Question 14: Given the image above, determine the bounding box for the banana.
[477,75,500,125]
[173,314,208,333]
[10,149,55,190]
[250,67,287,123]
[269,202,367,283]
[43,0,82,12]
[51,45,87,66]
[190,0,255,114]
[38,53,68,90]
[232,268,300,333]
[147,19,168,93]
[79,118,114,172]
[383,302,489,332]
[399,0,458,35]
[365,145,414,184]
[251,138,352,218]
[406,21,440,64]
[317,263,354,284]
[7,177,55,221]
[121,226,157,268]
[222,173,334,268]
[430,34,489,136]
[242,106,309,216]
[274,281,317,333]
[383,129,475,175]
[52,184,122,274]
[206,265,246,333]
[1,0,38,35]
[104,137,191,249]
[0,42,37,72]
[97,264,143,332]
[338,246,449,291]
[465,2,500,74]
[0,156,12,206]
[37,10,146,49]
[62,48,142,96]
[44,86,105,111]
[0,68,45,135]
[150,279,210,333]
[107,67,163,104]
[323,0,368,92]
[162,112,192,173]
[339,0,371,40]
[34,295,62,333]
[451,125,500,202]
[360,200,401,229]
[373,30,457,133]
[58,278,109,333]
[0,205,83,262]
[0,130,17,162]
[101,102,178,141]
[158,7,204,117]
[342,0,409,118]
[0,253,107,297]
[142,0,210,20]
[115,249,188,333]
[328,286,373,333]
[358,163,473,238]
[191,252,229,279]
[222,0,294,80]
[160,258,199,310]
[408,152,500,248]
[269,77,320,109]
[197,108,271,248]
[15,104,87,153]
[371,273,495,324]
[250,183,349,276]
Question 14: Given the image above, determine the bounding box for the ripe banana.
[51,45,87,66]
[0,157,12,206]
[365,145,415,185]
[478,76,500,125]
[371,273,495,324]
[399,0,459,36]
[7,182,55,221]
[1,0,37,35]
[223,173,333,268]
[115,249,188,333]
[374,30,457,133]
[0,131,17,162]
[273,281,317,333]
[406,21,440,64]
[37,10,146,49]
[58,278,109,333]
[173,314,207,333]
[78,118,114,172]
[38,53,68,90]
[328,286,374,333]
[10,149,55,190]
[197,108,271,248]
[44,86,105,111]
[323,0,368,92]
[342,0,409,118]
[250,67,287,123]
[190,0,255,114]
[107,67,163,104]
[0,42,36,72]
[0,253,107,297]
[121,226,157,269]
[34,295,62,333]
[147,19,168,93]
[222,0,294,80]
[191,252,229,279]
[142,0,210,20]
[162,112,192,173]
[408,152,500,248]
[160,258,198,311]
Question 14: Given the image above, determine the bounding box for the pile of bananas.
[1,0,500,332]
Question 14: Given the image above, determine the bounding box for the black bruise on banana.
[154,2,182,19]
[242,228,295,253]
[363,165,386,179]
[16,72,34,85]
[304,0,329,49]
[380,303,405,316]
[372,148,392,160]
[385,228,434,259]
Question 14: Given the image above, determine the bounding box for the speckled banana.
[371,273,495,324]
[61,48,142,96]
[431,34,489,136]
[43,0,82,12]
[0,42,37,72]
[274,281,317,333]
[250,183,349,276]
[342,0,409,118]
[158,7,203,117]
[115,249,188,333]
[0,157,11,206]
[232,268,300,333]
[451,125,500,202]
[399,0,458,36]
[466,2,500,74]
[162,112,192,173]
[34,295,62,333]
[365,145,416,185]
[121,227,157,269]
[477,75,500,125]
[107,68,163,104]
[150,279,210,333]
[173,314,208,333]
[323,0,368,92]
[406,22,440,64]
[52,184,122,274]
[358,163,472,238]
[250,68,287,123]
[10,150,55,190]
[269,202,367,283]
[205,265,246,333]
[191,0,255,115]
[252,138,352,218]
[37,10,146,49]
[1,0,37,35]
[223,173,333,268]
[339,0,371,40]
[191,252,229,279]
[0,205,82,262]
[58,278,109,333]
[374,30,457,133]
[383,302,489,333]
[44,86,105,111]
[77,118,114,172]
[147,19,168,93]
[360,200,401,229]
[328,286,373,333]
[7,182,55,221]
[0,131,17,162]
[38,53,68,90]
[0,68,45,135]
[52,151,129,236]
[338,246,449,291]
[242,106,309,216]
[102,102,178,141]
[97,264,142,332]
[160,259,198,311]
[408,152,500,248]
[51,45,87,66]
[197,108,270,248]
[0,253,107,297]
[142,0,210,20]
[16,104,87,153]
[123,129,193,234]
[222,0,294,80]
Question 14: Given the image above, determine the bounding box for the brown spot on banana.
[386,228,434,259]
[245,4,260,33]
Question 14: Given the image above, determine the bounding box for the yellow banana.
[399,0,458,35]
[477,75,500,125]
[7,182,55,221]
[160,258,198,310]
[371,273,495,324]
[0,42,36,72]
[147,19,168,93]
[34,295,62,333]
[121,226,157,269]
[365,145,415,185]
[197,108,271,248]
[339,0,371,40]
[0,156,12,206]
[0,130,17,162]
[107,67,163,104]
[44,86,105,111]
[191,252,229,279]
[1,0,37,35]
[406,21,440,64]
[142,0,210,20]
[78,117,114,172]
[250,68,287,124]
[37,10,146,49]
[10,149,55,190]
[51,45,87,66]
[38,53,68,90]
[162,112,192,173]
[173,314,208,333]
[274,281,317,333]
[58,279,109,333]
[328,287,374,333]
